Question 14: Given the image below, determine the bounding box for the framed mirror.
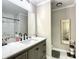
[60,19,71,44]
[2,0,28,43]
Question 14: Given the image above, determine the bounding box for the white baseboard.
[52,47,67,53]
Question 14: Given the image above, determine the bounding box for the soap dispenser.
[15,32,20,41]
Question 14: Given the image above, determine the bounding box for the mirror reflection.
[2,0,28,44]
[60,19,71,44]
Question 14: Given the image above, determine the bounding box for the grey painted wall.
[51,6,76,50]
[37,1,52,58]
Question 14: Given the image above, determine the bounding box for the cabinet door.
[40,41,46,59]
[28,45,40,59]
[28,41,46,59]
[15,53,26,59]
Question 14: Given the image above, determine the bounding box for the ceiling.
[30,0,75,9]
[2,0,75,14]
[2,0,28,16]
[51,0,75,9]
[29,0,47,6]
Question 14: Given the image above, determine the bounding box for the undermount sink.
[20,37,45,45]
[30,37,45,41]
[20,39,36,44]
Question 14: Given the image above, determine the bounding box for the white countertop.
[2,37,46,59]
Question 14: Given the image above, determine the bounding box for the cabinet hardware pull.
[36,48,39,50]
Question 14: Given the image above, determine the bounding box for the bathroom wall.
[28,12,35,36]
[37,0,52,58]
[51,6,76,50]
[28,3,36,36]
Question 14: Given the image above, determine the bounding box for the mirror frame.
[60,19,71,45]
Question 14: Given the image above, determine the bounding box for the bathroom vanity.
[2,37,46,59]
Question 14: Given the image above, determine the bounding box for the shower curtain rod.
[2,16,19,21]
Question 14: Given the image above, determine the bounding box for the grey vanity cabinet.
[13,41,46,59]
[38,41,46,59]
[40,41,46,59]
[27,41,46,59]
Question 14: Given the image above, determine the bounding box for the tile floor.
[52,52,75,59]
